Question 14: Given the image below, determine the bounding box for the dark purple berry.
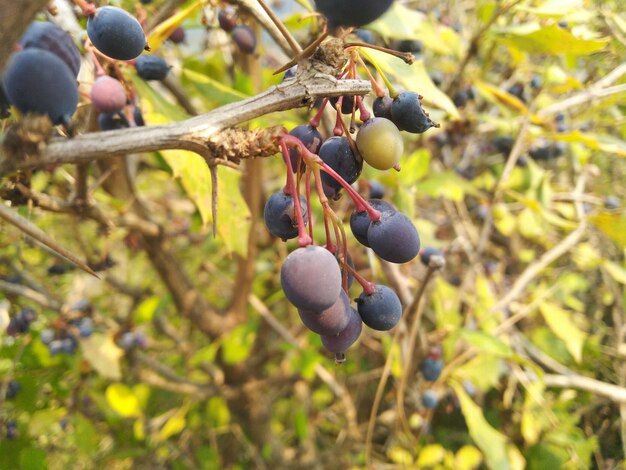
[373,95,393,121]
[421,357,443,381]
[367,211,420,263]
[5,381,21,400]
[91,76,126,113]
[135,55,171,81]
[298,290,351,336]
[87,6,147,61]
[357,285,402,331]
[280,246,342,311]
[390,91,436,134]
[288,125,323,172]
[263,191,308,240]
[232,25,256,54]
[4,49,78,125]
[314,0,394,29]
[318,136,363,195]
[349,199,395,247]
[320,307,362,353]
[20,21,81,77]
[218,6,237,32]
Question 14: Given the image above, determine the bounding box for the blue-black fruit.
[349,199,395,247]
[357,284,402,331]
[135,55,170,81]
[421,357,443,381]
[318,136,363,195]
[263,191,308,240]
[20,21,82,77]
[4,49,78,125]
[314,0,394,29]
[87,6,146,61]
[98,112,130,131]
[368,211,420,263]
[232,25,257,54]
[421,390,439,409]
[391,91,436,134]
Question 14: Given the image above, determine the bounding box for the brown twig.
[0,203,98,277]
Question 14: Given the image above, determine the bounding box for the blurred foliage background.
[1,0,626,468]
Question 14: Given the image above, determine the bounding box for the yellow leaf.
[106,383,142,418]
[590,213,626,248]
[81,334,124,380]
[147,0,204,52]
[539,302,586,363]
[157,405,189,441]
[417,444,446,467]
[161,150,213,226]
[456,445,483,470]
[548,130,626,157]
[604,261,626,285]
[134,417,146,441]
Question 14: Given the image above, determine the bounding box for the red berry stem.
[304,170,314,240]
[356,96,370,121]
[87,47,107,76]
[72,0,96,17]
[333,100,344,136]
[281,135,381,222]
[280,139,312,246]
[344,261,376,295]
[309,97,328,128]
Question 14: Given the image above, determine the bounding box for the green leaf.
[221,320,257,364]
[105,383,143,418]
[367,3,425,40]
[452,355,506,392]
[133,76,189,123]
[433,277,462,330]
[538,302,586,363]
[364,51,460,118]
[28,408,66,437]
[452,382,513,470]
[73,413,99,454]
[372,4,463,56]
[496,23,608,56]
[521,381,546,446]
[182,68,249,106]
[19,448,47,470]
[460,330,513,358]
[418,170,481,202]
[206,396,230,428]
[398,148,431,186]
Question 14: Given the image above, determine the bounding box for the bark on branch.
[0,74,371,176]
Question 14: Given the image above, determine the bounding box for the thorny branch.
[0,74,371,176]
